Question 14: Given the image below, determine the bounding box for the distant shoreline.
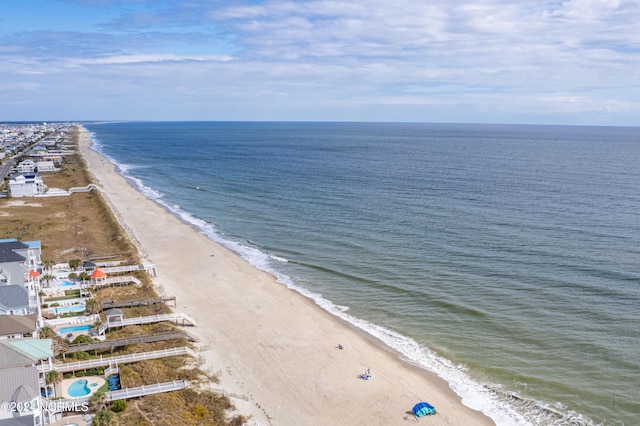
[77,125,494,425]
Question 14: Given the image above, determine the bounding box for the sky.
[1,0,639,125]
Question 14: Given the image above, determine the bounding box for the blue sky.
[1,0,639,125]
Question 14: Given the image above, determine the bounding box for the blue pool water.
[60,280,76,286]
[67,380,90,397]
[51,305,85,313]
[59,325,92,334]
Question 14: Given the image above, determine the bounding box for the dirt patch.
[0,134,137,263]
[2,200,44,207]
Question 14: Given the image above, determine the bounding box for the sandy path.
[78,126,494,426]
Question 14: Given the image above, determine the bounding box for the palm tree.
[85,298,99,314]
[41,274,54,287]
[68,258,83,271]
[43,370,61,399]
[39,326,56,339]
[79,271,91,284]
[46,370,61,386]
[41,259,55,274]
[88,392,107,413]
[45,370,61,397]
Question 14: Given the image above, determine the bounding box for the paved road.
[0,157,15,184]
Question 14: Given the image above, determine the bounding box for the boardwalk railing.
[100,296,176,310]
[98,275,142,287]
[38,346,196,373]
[64,330,188,353]
[99,312,196,335]
[68,184,98,194]
[105,364,119,377]
[94,263,156,276]
[100,264,145,274]
[106,380,189,401]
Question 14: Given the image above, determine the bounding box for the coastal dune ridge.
[77,125,494,425]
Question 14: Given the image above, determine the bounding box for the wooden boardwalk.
[98,312,197,335]
[100,296,176,310]
[60,330,189,354]
[38,346,197,373]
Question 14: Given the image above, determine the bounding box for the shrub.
[111,400,127,413]
[73,351,90,361]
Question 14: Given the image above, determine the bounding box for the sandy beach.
[78,126,494,426]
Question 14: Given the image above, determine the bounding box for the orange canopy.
[91,267,107,278]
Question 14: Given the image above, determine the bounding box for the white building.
[8,174,47,197]
[37,161,56,173]
[16,160,37,173]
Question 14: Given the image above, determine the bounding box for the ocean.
[84,122,640,426]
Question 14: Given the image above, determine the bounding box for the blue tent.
[412,401,436,417]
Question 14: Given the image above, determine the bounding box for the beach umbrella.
[412,401,436,417]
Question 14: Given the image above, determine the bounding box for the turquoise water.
[67,380,90,397]
[51,305,84,313]
[86,122,640,425]
[59,325,92,334]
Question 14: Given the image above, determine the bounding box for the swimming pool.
[68,380,91,397]
[59,325,92,334]
[59,280,76,286]
[51,305,85,314]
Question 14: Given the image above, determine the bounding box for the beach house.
[0,239,43,314]
[16,159,37,173]
[0,285,31,315]
[0,339,54,426]
[8,173,47,197]
[0,314,38,339]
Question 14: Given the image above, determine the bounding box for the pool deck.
[55,320,95,339]
[60,376,106,399]
[49,414,92,426]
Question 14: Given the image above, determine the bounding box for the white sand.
[78,126,494,426]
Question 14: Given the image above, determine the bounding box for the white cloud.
[79,53,234,65]
[0,0,639,124]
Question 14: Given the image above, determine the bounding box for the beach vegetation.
[92,409,117,426]
[71,334,95,344]
[85,298,99,314]
[111,399,127,413]
[43,295,78,302]
[39,326,56,339]
[45,370,61,386]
